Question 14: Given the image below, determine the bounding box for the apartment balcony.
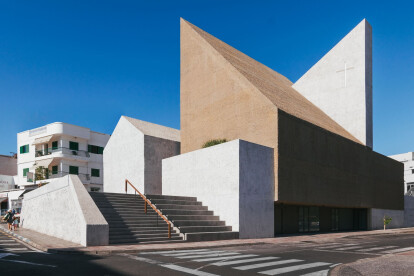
[35,147,90,162]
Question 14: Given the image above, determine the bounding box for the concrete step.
[105,220,169,226]
[161,209,213,215]
[109,228,171,235]
[146,194,197,201]
[90,192,142,198]
[149,199,202,206]
[167,215,220,221]
[109,225,170,230]
[155,204,208,211]
[92,199,145,204]
[172,220,226,226]
[109,236,183,244]
[100,210,158,216]
[109,232,180,238]
[178,226,232,233]
[185,231,239,242]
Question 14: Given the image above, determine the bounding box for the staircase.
[89,192,183,244]
[146,194,239,242]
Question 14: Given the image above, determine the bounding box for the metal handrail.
[125,179,171,238]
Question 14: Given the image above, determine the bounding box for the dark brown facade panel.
[277,110,404,210]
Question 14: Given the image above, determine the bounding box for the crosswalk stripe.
[382,247,414,254]
[318,244,357,249]
[300,269,329,276]
[1,248,28,251]
[357,246,398,252]
[0,243,19,246]
[141,249,210,255]
[334,246,365,251]
[162,250,225,257]
[178,252,239,259]
[259,262,331,275]
[234,259,303,270]
[193,254,258,262]
[213,256,279,266]
[160,264,220,276]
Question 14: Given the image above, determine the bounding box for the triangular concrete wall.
[293,19,373,148]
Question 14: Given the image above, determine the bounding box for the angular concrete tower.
[293,19,373,148]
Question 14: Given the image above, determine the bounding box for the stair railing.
[125,179,171,238]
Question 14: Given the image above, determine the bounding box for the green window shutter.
[88,145,92,153]
[23,168,29,177]
[20,145,29,154]
[91,169,100,177]
[69,142,79,151]
[52,166,58,174]
[69,166,79,175]
[98,146,104,154]
[52,141,58,150]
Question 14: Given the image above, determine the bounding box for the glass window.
[91,168,100,177]
[69,166,79,175]
[69,142,79,151]
[88,145,104,155]
[299,206,319,232]
[52,166,58,175]
[52,141,58,150]
[90,187,100,192]
[332,208,339,231]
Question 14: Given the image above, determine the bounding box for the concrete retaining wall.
[21,175,108,246]
[163,139,274,238]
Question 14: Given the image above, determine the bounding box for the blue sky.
[0,0,413,156]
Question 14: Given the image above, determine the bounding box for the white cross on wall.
[336,63,354,87]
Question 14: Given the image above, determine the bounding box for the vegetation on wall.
[383,215,392,230]
[202,139,228,148]
[35,166,49,187]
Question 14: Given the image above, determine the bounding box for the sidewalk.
[1,223,414,255]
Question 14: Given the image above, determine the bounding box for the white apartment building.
[17,122,110,192]
[389,152,414,193]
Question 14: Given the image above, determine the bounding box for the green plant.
[35,166,49,181]
[202,139,228,148]
[383,215,392,230]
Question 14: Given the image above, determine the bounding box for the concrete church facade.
[164,18,403,236]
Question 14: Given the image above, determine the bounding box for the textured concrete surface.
[293,19,373,148]
[370,208,405,230]
[278,110,404,211]
[20,175,108,246]
[104,116,180,195]
[0,155,17,176]
[405,196,414,227]
[163,139,274,238]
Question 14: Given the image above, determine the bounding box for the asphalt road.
[1,231,414,276]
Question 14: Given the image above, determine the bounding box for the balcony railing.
[49,171,90,182]
[35,147,90,158]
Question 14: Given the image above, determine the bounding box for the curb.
[0,226,48,252]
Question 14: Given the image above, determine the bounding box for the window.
[90,187,100,192]
[88,145,104,154]
[331,208,339,231]
[299,206,319,232]
[52,166,58,175]
[69,166,79,175]
[20,145,29,154]
[69,141,79,151]
[52,141,58,150]
[23,168,29,177]
[91,168,100,177]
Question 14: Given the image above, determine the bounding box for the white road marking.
[162,250,225,257]
[318,244,357,249]
[0,259,57,268]
[0,240,16,243]
[0,243,19,246]
[300,269,330,276]
[193,254,258,262]
[141,249,210,255]
[0,253,18,259]
[234,259,303,270]
[259,262,331,275]
[2,248,28,251]
[118,253,162,264]
[382,247,414,254]
[160,264,220,276]
[335,246,365,251]
[213,256,279,266]
[357,246,398,252]
[177,252,240,259]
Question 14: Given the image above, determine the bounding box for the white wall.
[104,117,144,194]
[369,208,405,230]
[20,175,108,246]
[163,139,274,238]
